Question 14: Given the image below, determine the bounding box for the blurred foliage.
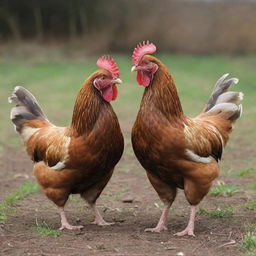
[0,0,101,40]
[0,0,256,54]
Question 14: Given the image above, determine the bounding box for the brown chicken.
[131,42,243,236]
[9,56,124,230]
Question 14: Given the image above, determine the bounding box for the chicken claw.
[91,219,114,226]
[90,203,114,226]
[174,205,196,237]
[59,224,84,230]
[145,205,170,233]
[145,225,168,233]
[174,228,195,237]
[59,207,83,230]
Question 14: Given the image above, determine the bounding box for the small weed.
[237,168,255,177]
[116,207,132,215]
[5,181,38,204]
[246,224,256,233]
[242,225,256,254]
[243,200,256,211]
[34,222,60,237]
[96,244,106,250]
[210,182,239,196]
[0,181,38,222]
[199,207,234,218]
[0,208,7,222]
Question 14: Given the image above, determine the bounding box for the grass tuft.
[242,225,256,254]
[243,200,256,211]
[34,222,61,237]
[199,207,234,218]
[210,182,239,197]
[5,181,38,204]
[0,181,38,222]
[237,168,255,177]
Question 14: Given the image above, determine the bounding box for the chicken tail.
[8,86,48,132]
[204,74,243,122]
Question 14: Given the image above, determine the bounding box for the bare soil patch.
[0,145,255,256]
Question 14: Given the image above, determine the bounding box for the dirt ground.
[0,141,255,256]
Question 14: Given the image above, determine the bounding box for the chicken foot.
[59,207,83,230]
[174,205,196,236]
[145,204,170,233]
[90,203,113,226]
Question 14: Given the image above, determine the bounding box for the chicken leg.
[145,204,170,232]
[174,205,196,236]
[59,207,83,230]
[144,171,177,233]
[90,203,113,226]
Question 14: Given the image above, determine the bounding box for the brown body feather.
[132,55,240,208]
[10,70,124,209]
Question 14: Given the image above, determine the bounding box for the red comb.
[132,41,156,66]
[97,56,120,78]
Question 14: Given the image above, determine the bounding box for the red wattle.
[112,84,118,100]
[101,85,118,102]
[137,71,151,87]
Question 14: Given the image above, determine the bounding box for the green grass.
[0,181,38,222]
[1,54,256,151]
[2,53,256,188]
[34,222,61,237]
[242,225,256,255]
[210,182,239,197]
[243,233,256,254]
[237,168,256,178]
[199,207,234,218]
[5,181,38,204]
[243,200,256,211]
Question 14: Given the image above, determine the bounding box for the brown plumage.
[131,43,243,236]
[9,61,124,230]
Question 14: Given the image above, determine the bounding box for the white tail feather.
[204,74,243,122]
[207,103,239,119]
[215,91,243,105]
[9,86,48,132]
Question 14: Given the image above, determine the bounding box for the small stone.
[122,197,134,203]
[165,247,177,250]
[87,245,93,250]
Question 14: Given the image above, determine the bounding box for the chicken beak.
[131,66,136,72]
[113,78,122,84]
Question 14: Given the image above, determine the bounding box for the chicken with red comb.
[131,41,158,87]
[9,56,124,230]
[95,56,122,102]
[131,41,243,236]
